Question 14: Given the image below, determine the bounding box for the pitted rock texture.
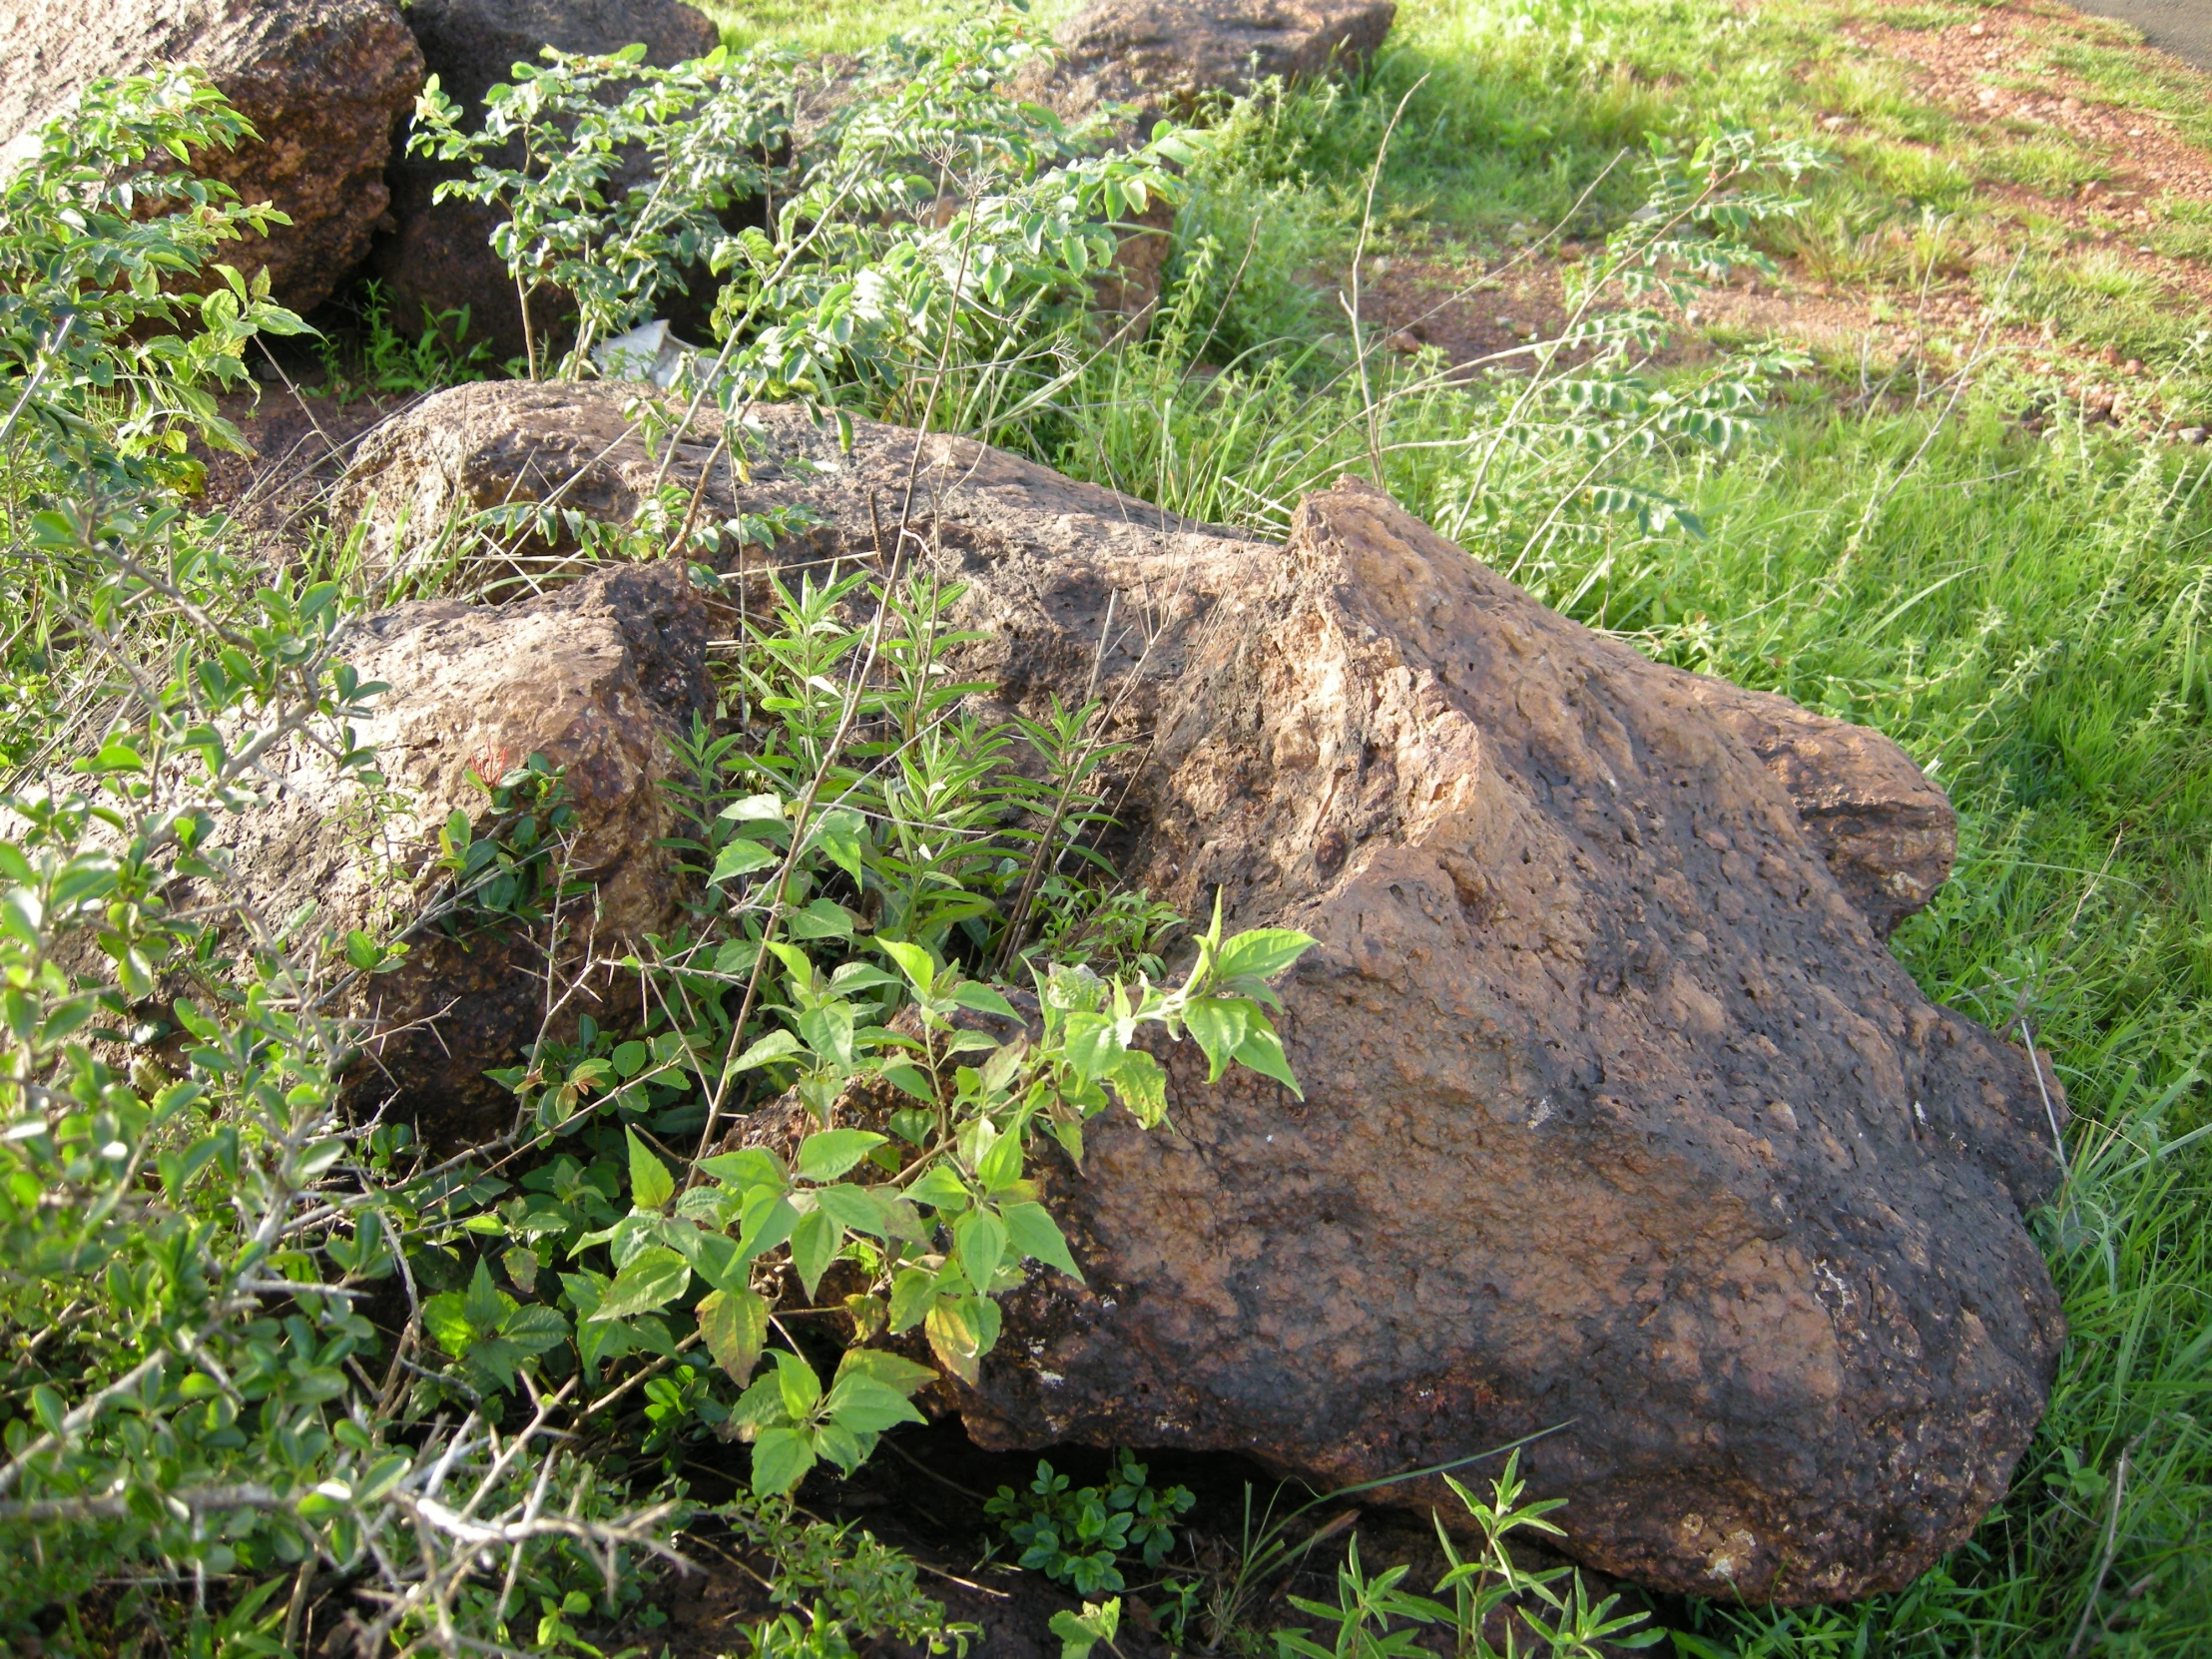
[207,560,709,1139]
[1025,0,1397,128]
[0,0,424,312]
[342,382,2063,1601]
[374,0,722,360]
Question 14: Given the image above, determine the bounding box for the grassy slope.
[705,0,2212,1650]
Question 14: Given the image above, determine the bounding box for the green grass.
[785,0,2212,1649]
[1044,263,2212,1659]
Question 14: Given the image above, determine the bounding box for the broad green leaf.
[422,1292,473,1359]
[951,981,1019,1019]
[735,1188,799,1262]
[812,807,867,884]
[1181,996,1252,1084]
[729,1028,805,1073]
[906,1163,970,1215]
[700,1146,787,1189]
[788,1206,840,1299]
[798,1128,887,1182]
[798,998,856,1069]
[834,1348,937,1392]
[1105,1047,1167,1127]
[499,1304,569,1355]
[710,838,778,882]
[824,1374,926,1435]
[773,1348,823,1418]
[1004,1201,1083,1282]
[983,1116,1034,1190]
[718,792,787,824]
[750,1424,817,1497]
[697,1287,768,1384]
[787,897,855,940]
[955,1208,1008,1288]
[462,1258,508,1336]
[587,1246,690,1322]
[1215,928,1317,982]
[879,938,936,995]
[626,1128,675,1211]
[1061,1009,1121,1082]
[925,1296,983,1384]
[888,1266,937,1334]
[1233,1023,1304,1098]
[816,1182,890,1237]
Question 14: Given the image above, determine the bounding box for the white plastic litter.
[592,319,697,388]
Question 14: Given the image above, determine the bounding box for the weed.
[988,1453,1197,1594]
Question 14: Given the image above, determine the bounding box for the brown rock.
[207,559,709,1138]
[1682,680,1954,938]
[1032,0,1397,128]
[0,0,424,313]
[374,0,724,361]
[341,384,2064,1600]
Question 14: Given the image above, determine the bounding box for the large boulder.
[209,559,710,1140]
[0,0,424,312]
[374,0,724,361]
[1029,0,1397,128]
[338,382,2064,1602]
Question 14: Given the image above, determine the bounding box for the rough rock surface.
[374,0,723,360]
[212,560,709,1137]
[0,0,424,312]
[1028,0,1397,127]
[341,382,2064,1602]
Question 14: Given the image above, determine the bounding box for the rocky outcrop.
[337,381,2064,1603]
[374,0,723,360]
[209,559,709,1137]
[1029,0,1397,128]
[0,0,424,312]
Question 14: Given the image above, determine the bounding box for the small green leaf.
[627,1128,675,1211]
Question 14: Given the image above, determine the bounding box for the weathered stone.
[374,0,723,360]
[208,560,709,1138]
[0,0,424,312]
[1030,0,1397,128]
[339,382,2063,1601]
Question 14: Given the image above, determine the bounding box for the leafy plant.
[1272,1456,1657,1659]
[989,1452,1197,1594]
[431,750,585,931]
